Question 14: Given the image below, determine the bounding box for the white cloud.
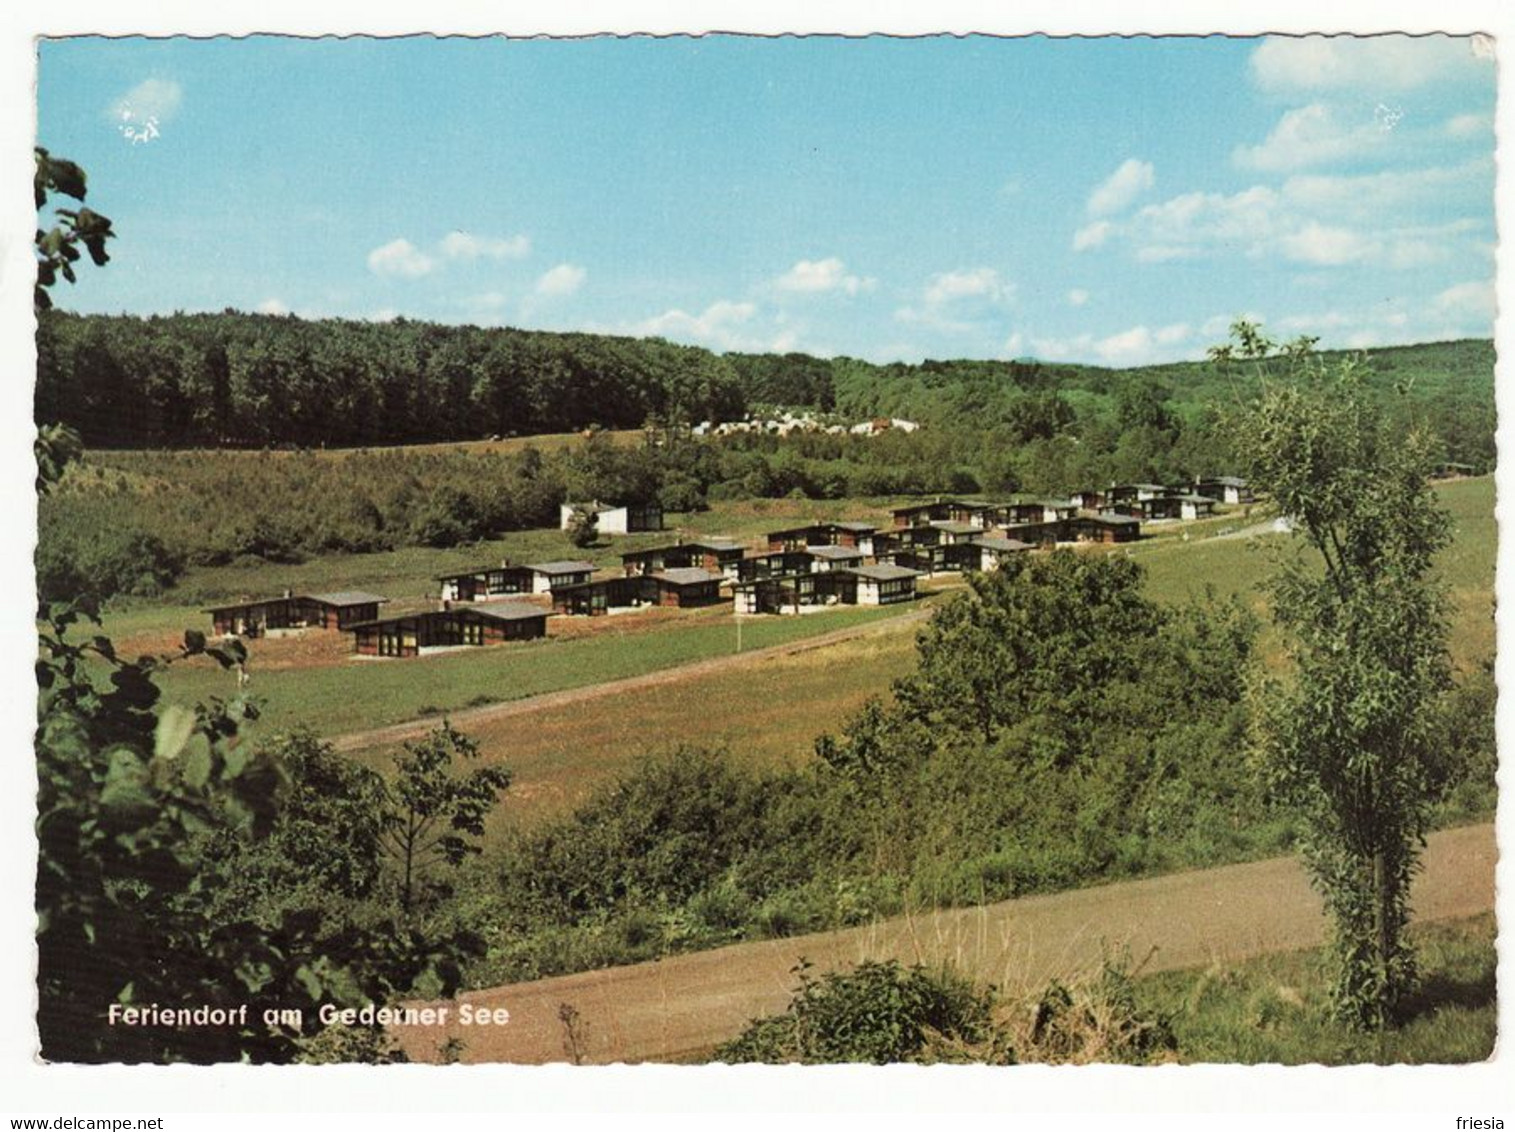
[367,309,400,323]
[1446,112,1492,138]
[366,238,435,279]
[1067,289,1089,307]
[773,257,875,296]
[1279,221,1376,266]
[1279,158,1491,215]
[1072,221,1113,252]
[109,77,183,124]
[1249,35,1490,93]
[1233,103,1387,172]
[440,231,532,261]
[1432,279,1495,325]
[922,267,1006,307]
[895,268,1013,333]
[256,298,290,316]
[1128,186,1281,261]
[1087,159,1155,217]
[634,300,759,351]
[535,263,586,297]
[1029,322,1198,367]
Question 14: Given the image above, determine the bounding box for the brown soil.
[390,823,1497,1065]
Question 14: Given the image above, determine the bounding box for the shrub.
[717,960,998,1064]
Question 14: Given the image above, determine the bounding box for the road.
[329,604,934,752]
[389,822,1496,1064]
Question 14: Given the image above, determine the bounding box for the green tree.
[35,147,115,313]
[566,503,599,549]
[379,722,512,911]
[1237,348,1454,1029]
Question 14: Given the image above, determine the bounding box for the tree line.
[37,312,1494,477]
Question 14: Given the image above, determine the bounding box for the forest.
[37,310,1495,465]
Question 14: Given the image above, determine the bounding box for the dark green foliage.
[564,503,598,549]
[36,310,744,448]
[34,148,115,313]
[380,723,511,912]
[35,598,499,1063]
[717,960,999,1064]
[1237,338,1456,1030]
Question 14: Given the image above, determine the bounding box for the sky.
[34,33,1498,367]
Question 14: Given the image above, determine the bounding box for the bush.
[717,960,998,1064]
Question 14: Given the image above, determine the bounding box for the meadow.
[91,476,1494,811]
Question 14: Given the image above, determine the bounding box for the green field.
[146,599,931,740]
[80,476,1494,764]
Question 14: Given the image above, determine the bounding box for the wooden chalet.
[523,560,597,594]
[349,602,547,658]
[437,560,536,602]
[805,543,866,571]
[926,519,983,545]
[1193,476,1254,503]
[990,497,1075,525]
[1140,493,1216,521]
[1106,483,1168,506]
[848,564,923,605]
[952,536,1035,572]
[732,564,920,614]
[208,590,387,637]
[550,575,655,616]
[736,549,817,581]
[764,521,877,553]
[649,567,725,607]
[1002,515,1141,545]
[890,500,995,529]
[621,538,745,579]
[733,570,844,615]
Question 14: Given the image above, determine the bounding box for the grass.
[1137,913,1497,1064]
[354,626,923,832]
[149,598,930,740]
[1130,475,1495,670]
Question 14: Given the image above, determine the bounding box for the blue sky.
[35,33,1497,366]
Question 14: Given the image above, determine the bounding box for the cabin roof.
[847,564,923,581]
[653,567,723,586]
[805,543,865,559]
[525,560,598,575]
[974,537,1036,552]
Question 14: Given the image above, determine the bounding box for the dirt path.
[330,605,933,752]
[391,823,1496,1064]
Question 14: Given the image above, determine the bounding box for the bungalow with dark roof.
[523,560,597,594]
[736,549,817,581]
[1139,493,1216,521]
[207,590,388,637]
[805,544,866,571]
[436,560,538,602]
[621,538,745,579]
[952,536,1035,572]
[848,564,923,605]
[1193,476,1254,504]
[649,567,725,607]
[1107,483,1169,506]
[348,602,548,658]
[550,575,654,616]
[733,570,844,615]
